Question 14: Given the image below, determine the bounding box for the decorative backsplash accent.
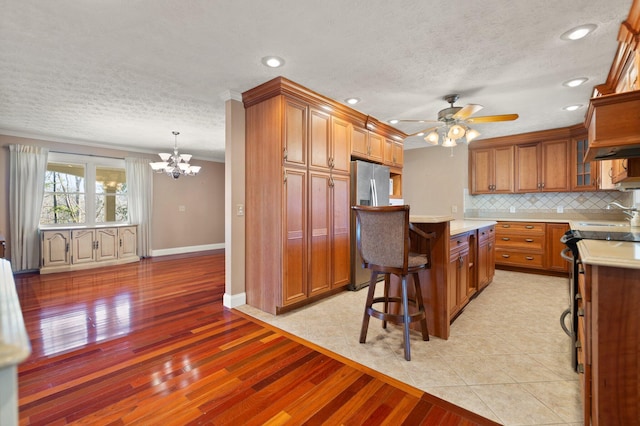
[465,191,635,219]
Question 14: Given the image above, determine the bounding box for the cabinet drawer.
[496,222,544,234]
[495,234,544,250]
[495,250,544,268]
[450,233,470,254]
[478,226,495,243]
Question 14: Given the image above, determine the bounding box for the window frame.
[41,152,128,228]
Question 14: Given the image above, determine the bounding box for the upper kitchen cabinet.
[309,110,351,174]
[383,137,403,169]
[584,3,640,162]
[469,146,514,194]
[283,98,308,168]
[570,127,599,191]
[515,139,570,193]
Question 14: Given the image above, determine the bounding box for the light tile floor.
[237,270,582,425]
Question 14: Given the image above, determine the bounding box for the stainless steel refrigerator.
[349,160,391,290]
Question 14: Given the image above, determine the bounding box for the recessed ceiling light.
[560,24,597,41]
[563,104,583,111]
[563,77,589,88]
[261,56,285,68]
[389,119,399,124]
[345,97,360,105]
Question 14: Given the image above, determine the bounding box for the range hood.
[584,90,640,161]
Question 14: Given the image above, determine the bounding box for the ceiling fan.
[396,94,519,147]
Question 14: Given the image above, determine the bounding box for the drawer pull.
[575,340,582,349]
[525,256,534,260]
[502,224,510,228]
[525,238,534,242]
[577,364,585,374]
[501,237,510,241]
[578,308,585,317]
[525,225,534,229]
[575,293,582,301]
[502,254,510,258]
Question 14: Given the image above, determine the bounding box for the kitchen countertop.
[569,220,640,270]
[449,219,497,236]
[409,214,455,223]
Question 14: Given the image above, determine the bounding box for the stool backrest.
[352,205,410,272]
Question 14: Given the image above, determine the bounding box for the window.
[41,153,128,226]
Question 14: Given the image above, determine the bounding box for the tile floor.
[237,270,582,425]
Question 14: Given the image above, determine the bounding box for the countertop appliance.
[350,160,391,290]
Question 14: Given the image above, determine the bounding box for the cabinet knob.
[575,340,582,349]
[575,293,582,301]
[577,364,585,374]
[578,308,585,317]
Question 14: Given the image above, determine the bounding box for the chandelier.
[149,131,201,179]
[423,123,481,147]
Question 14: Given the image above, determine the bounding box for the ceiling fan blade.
[453,104,483,120]
[466,113,519,123]
[395,119,441,123]
[408,125,441,137]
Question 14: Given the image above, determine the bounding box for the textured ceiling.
[0,0,633,162]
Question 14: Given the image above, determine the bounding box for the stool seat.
[352,205,435,361]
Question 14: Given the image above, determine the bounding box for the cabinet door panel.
[283,169,307,305]
[309,172,331,296]
[494,146,515,192]
[118,226,137,259]
[515,144,540,192]
[96,228,118,262]
[471,149,492,194]
[368,132,384,162]
[41,230,70,267]
[331,174,350,288]
[309,109,331,170]
[331,117,351,174]
[72,230,95,264]
[541,140,570,191]
[351,126,368,157]
[283,99,307,167]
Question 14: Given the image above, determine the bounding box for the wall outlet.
[237,204,244,216]
[557,206,564,213]
[451,205,458,213]
[509,206,516,213]
[178,205,186,212]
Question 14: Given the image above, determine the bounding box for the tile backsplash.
[465,190,636,220]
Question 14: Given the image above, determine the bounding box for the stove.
[571,229,640,242]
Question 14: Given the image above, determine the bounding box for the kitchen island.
[388,216,497,339]
[569,220,640,426]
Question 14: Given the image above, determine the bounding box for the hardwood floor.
[15,251,498,425]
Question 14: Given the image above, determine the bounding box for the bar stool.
[352,205,435,361]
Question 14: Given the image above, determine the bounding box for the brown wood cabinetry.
[352,130,384,163]
[515,140,570,192]
[469,146,514,194]
[244,77,369,314]
[580,263,640,425]
[383,138,403,168]
[495,222,546,270]
[477,225,496,291]
[611,157,640,183]
[570,131,600,191]
[545,223,570,273]
[448,232,474,320]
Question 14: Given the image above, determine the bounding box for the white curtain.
[125,157,153,257]
[9,144,49,272]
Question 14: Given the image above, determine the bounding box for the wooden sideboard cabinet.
[40,225,139,274]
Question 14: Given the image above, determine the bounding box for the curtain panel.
[125,157,153,257]
[9,144,49,272]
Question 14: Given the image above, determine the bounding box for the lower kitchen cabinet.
[40,226,139,274]
[495,221,570,275]
[477,225,496,291]
[448,231,473,320]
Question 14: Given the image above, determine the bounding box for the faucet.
[606,202,640,226]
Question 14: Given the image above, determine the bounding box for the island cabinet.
[546,223,570,273]
[244,77,367,314]
[448,231,474,320]
[40,226,138,274]
[476,225,496,291]
[469,146,514,194]
[515,139,570,192]
[580,263,640,425]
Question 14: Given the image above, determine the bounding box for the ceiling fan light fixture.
[441,138,457,148]
[465,128,481,142]
[560,24,597,41]
[425,131,439,145]
[448,124,466,140]
[563,77,588,88]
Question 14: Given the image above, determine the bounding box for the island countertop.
[449,219,497,236]
[409,214,455,223]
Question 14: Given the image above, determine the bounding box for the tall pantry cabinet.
[243,78,353,314]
